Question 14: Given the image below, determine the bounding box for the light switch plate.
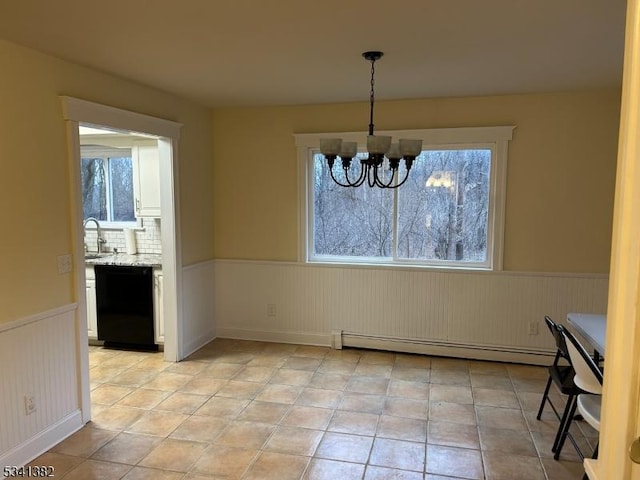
[57,254,73,274]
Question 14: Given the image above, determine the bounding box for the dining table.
[567,312,607,361]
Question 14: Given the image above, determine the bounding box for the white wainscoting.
[0,305,82,470]
[214,260,609,364]
[181,260,216,358]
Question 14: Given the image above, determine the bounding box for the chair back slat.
[544,316,571,360]
[560,326,603,394]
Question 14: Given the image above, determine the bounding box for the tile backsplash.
[84,218,162,255]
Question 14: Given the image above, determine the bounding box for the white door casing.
[60,96,183,424]
[584,1,640,478]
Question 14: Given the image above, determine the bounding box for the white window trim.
[294,126,515,271]
[80,145,138,227]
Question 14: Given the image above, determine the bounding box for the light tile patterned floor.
[31,339,597,479]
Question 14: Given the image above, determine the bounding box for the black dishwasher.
[95,265,157,351]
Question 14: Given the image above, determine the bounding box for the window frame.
[295,126,515,271]
[80,145,138,228]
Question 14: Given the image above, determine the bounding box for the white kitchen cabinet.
[132,144,161,218]
[153,268,164,344]
[86,267,98,339]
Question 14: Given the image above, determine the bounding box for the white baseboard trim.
[216,327,331,347]
[340,332,555,365]
[583,459,599,480]
[182,329,216,359]
[0,410,83,471]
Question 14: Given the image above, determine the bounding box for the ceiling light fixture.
[320,51,423,189]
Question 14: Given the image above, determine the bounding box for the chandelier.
[320,51,423,189]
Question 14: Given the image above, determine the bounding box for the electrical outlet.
[57,254,73,274]
[528,321,539,335]
[267,304,277,317]
[24,394,36,415]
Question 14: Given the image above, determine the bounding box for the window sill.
[307,258,495,273]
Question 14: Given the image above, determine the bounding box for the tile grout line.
[51,342,588,479]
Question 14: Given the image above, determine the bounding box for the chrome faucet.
[83,217,106,253]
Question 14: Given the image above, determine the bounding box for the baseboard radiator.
[335,330,555,365]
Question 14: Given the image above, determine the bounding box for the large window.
[80,146,135,223]
[297,127,514,270]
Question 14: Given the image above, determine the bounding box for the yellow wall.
[0,39,214,323]
[0,36,619,323]
[212,90,620,273]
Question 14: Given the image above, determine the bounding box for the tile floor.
[31,339,597,479]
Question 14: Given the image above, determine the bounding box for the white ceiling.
[0,0,627,107]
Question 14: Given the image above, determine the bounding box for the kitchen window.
[80,146,135,224]
[295,126,514,270]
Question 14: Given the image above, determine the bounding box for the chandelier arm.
[346,162,367,187]
[327,159,369,187]
[373,164,398,188]
[367,165,378,188]
[329,166,357,188]
[389,168,412,189]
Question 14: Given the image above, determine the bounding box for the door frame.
[584,1,640,478]
[60,97,183,423]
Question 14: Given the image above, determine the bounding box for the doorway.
[61,96,183,423]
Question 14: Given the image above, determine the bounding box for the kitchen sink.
[85,253,112,260]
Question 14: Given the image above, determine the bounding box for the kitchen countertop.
[84,252,162,267]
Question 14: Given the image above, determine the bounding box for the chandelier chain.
[369,57,376,136]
